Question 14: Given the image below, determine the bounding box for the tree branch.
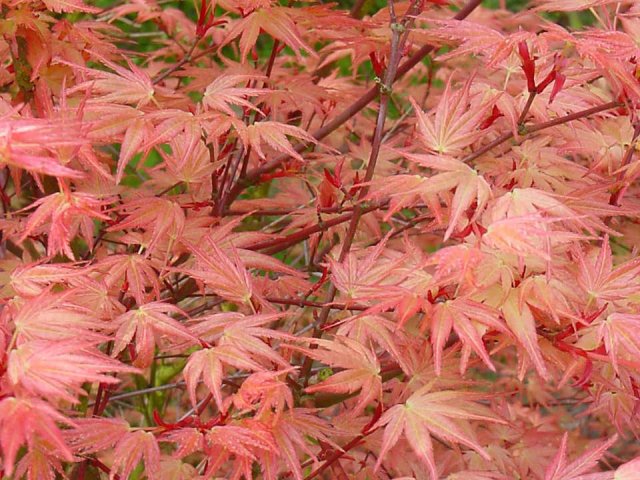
[247,201,386,254]
[463,100,622,163]
[224,0,484,206]
[298,0,421,386]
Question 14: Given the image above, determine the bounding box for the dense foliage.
[2,0,640,478]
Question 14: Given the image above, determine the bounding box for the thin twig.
[610,121,640,206]
[248,201,387,255]
[152,40,199,84]
[266,296,369,311]
[517,91,537,125]
[303,428,377,480]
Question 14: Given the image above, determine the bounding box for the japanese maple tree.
[2,0,640,478]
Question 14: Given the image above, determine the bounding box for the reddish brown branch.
[246,201,385,254]
[350,0,367,18]
[298,0,421,386]
[153,40,199,84]
[463,100,622,163]
[224,0,484,206]
[303,429,376,480]
[266,296,369,310]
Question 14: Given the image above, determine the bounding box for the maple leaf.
[428,243,485,287]
[152,456,201,480]
[180,237,254,305]
[108,197,185,255]
[110,430,160,480]
[486,188,614,238]
[263,408,335,480]
[8,340,136,403]
[183,345,265,410]
[544,433,617,480]
[19,191,110,259]
[221,7,315,61]
[366,173,440,221]
[411,80,499,155]
[422,297,507,375]
[64,418,131,455]
[202,74,266,115]
[501,287,550,380]
[237,248,308,279]
[13,442,67,480]
[0,118,85,179]
[42,0,100,13]
[482,188,609,262]
[93,254,162,305]
[160,130,215,186]
[401,152,492,240]
[84,104,143,140]
[239,121,317,163]
[9,261,86,297]
[0,397,75,477]
[198,216,307,279]
[157,459,200,480]
[115,116,152,185]
[337,314,412,374]
[188,312,292,368]
[615,457,640,480]
[111,302,198,368]
[160,428,204,460]
[9,289,104,343]
[595,312,640,374]
[573,236,640,307]
[233,370,294,423]
[499,138,591,193]
[519,274,574,324]
[482,214,586,264]
[583,52,640,103]
[534,0,630,11]
[374,385,505,479]
[294,335,382,414]
[204,422,277,479]
[446,472,511,480]
[328,239,408,302]
[135,110,204,153]
[66,54,157,107]
[424,20,532,66]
